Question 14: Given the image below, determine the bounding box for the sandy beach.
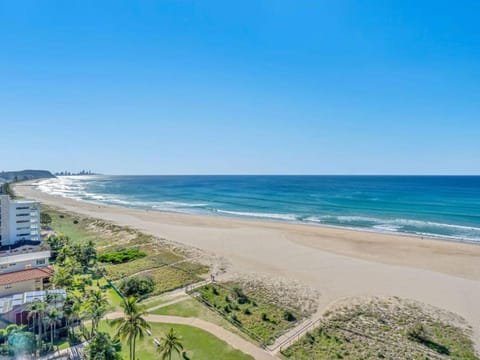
[14,181,480,348]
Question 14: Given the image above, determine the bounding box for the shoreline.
[38,193,480,247]
[34,176,480,246]
[13,180,480,349]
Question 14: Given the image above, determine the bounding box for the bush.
[232,286,249,304]
[40,212,52,226]
[283,310,296,322]
[231,314,241,324]
[118,275,154,298]
[98,249,146,264]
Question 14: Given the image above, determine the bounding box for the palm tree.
[45,308,62,349]
[27,300,47,353]
[52,267,73,288]
[157,328,183,360]
[85,289,108,338]
[111,296,150,360]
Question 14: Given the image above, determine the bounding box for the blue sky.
[0,1,479,175]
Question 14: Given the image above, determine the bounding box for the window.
[36,259,46,265]
[4,285,11,289]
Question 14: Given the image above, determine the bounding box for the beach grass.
[193,283,300,346]
[42,205,209,296]
[280,297,479,360]
[99,321,254,360]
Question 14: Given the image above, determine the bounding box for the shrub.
[118,275,154,298]
[40,212,52,226]
[231,314,241,324]
[243,308,252,315]
[261,312,269,321]
[283,310,296,322]
[232,286,249,304]
[98,249,146,264]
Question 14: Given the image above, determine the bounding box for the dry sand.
[14,181,480,348]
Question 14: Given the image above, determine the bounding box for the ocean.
[36,175,480,243]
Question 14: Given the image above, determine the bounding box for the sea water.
[36,175,480,242]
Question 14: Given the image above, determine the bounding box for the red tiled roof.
[0,267,55,286]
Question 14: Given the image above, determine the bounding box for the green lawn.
[106,286,125,312]
[151,298,205,317]
[100,321,253,360]
[141,295,184,309]
[148,298,257,344]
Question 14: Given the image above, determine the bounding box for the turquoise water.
[36,176,480,242]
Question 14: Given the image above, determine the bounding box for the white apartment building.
[0,195,40,247]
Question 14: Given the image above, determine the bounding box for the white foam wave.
[306,214,480,232]
[216,210,298,221]
[160,201,208,208]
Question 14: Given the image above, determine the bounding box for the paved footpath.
[106,312,277,360]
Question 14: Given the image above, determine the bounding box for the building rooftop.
[0,266,54,286]
[0,288,66,314]
[0,250,50,264]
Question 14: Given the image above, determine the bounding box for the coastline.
[14,180,480,348]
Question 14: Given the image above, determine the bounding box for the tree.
[112,297,150,360]
[157,328,183,360]
[40,212,52,227]
[27,300,47,353]
[45,308,62,349]
[6,327,35,357]
[52,267,73,288]
[118,276,154,298]
[47,235,71,260]
[86,332,122,360]
[85,289,109,338]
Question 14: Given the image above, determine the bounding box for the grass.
[106,286,125,312]
[53,338,70,350]
[45,207,97,243]
[151,298,206,317]
[194,283,300,345]
[43,205,209,296]
[281,297,479,360]
[99,321,254,360]
[141,295,182,309]
[149,298,248,338]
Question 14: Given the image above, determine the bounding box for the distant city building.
[0,195,40,248]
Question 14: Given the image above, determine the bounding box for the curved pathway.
[106,312,277,360]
